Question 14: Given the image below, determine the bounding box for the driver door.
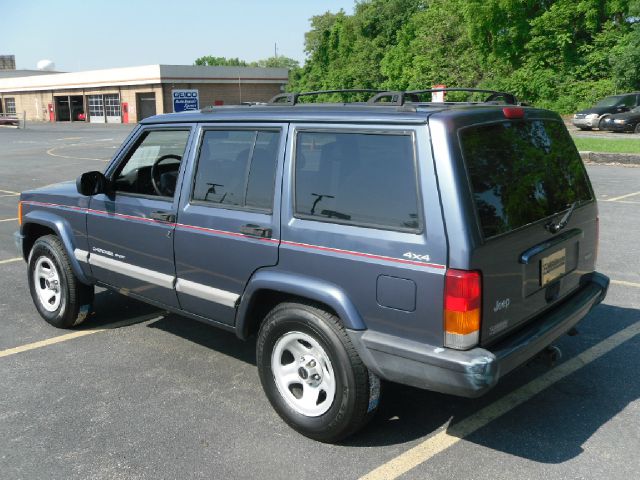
[86,126,194,308]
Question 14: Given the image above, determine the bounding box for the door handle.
[150,211,176,223]
[240,224,272,238]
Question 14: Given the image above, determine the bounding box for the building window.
[5,98,16,115]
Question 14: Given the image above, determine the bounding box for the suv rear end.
[352,103,608,397]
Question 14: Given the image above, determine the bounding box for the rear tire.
[256,302,380,442]
[27,235,94,328]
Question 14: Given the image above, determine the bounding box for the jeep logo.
[493,298,511,312]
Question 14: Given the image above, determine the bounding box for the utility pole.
[274,43,278,59]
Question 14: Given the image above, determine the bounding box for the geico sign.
[173,91,198,98]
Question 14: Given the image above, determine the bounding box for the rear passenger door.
[279,125,448,347]
[173,124,287,325]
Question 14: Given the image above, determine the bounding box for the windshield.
[460,119,593,239]
[595,96,622,108]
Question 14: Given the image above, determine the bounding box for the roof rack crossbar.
[367,88,517,106]
[268,89,385,105]
[268,87,519,107]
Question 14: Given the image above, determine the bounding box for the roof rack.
[367,88,518,106]
[268,89,385,105]
[267,87,519,107]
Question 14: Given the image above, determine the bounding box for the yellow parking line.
[0,329,104,358]
[0,257,21,265]
[606,190,640,202]
[360,320,640,480]
[0,217,18,222]
[0,314,164,359]
[0,189,20,195]
[611,279,640,289]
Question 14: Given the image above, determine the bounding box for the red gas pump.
[122,102,128,123]
[48,103,54,122]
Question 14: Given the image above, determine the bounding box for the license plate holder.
[540,248,566,286]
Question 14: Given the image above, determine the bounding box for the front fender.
[21,210,92,285]
[235,269,367,339]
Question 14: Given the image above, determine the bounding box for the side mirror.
[76,171,108,196]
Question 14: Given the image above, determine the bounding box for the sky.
[2,0,355,72]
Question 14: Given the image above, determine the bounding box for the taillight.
[444,269,481,350]
[18,201,23,226]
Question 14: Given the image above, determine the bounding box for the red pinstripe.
[22,201,445,269]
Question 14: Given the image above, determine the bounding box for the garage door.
[88,95,104,123]
[105,94,121,123]
[88,94,121,123]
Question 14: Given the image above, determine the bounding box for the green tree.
[250,56,300,69]
[382,0,483,91]
[288,0,640,112]
[194,56,248,67]
[290,0,424,96]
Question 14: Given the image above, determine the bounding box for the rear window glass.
[295,131,420,231]
[460,120,593,239]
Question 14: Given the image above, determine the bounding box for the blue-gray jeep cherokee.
[15,89,609,442]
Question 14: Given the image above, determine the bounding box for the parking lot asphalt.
[0,123,639,480]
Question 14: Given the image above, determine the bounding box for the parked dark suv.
[572,93,640,130]
[600,106,640,133]
[15,89,609,442]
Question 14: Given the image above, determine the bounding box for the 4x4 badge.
[402,252,431,262]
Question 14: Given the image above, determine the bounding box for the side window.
[5,97,16,114]
[622,95,636,108]
[113,129,190,198]
[294,131,420,231]
[192,129,280,211]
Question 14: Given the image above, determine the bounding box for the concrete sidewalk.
[580,151,640,165]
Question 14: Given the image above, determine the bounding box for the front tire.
[28,235,94,328]
[256,302,380,442]
[598,117,608,130]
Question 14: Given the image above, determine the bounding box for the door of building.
[137,93,156,120]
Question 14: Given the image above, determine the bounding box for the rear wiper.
[545,202,578,234]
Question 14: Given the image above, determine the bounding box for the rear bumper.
[349,272,609,397]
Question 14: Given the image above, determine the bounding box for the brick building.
[0,64,288,123]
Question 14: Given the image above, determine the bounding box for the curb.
[579,151,640,165]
